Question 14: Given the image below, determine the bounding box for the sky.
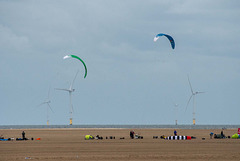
[0,0,240,125]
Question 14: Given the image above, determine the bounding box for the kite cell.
[154,33,175,49]
[63,55,87,78]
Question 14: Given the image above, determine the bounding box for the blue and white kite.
[154,33,175,49]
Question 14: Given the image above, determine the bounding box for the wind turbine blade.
[37,102,47,107]
[48,86,51,99]
[47,103,54,113]
[197,91,205,94]
[70,70,79,90]
[55,88,70,92]
[188,75,194,94]
[185,95,193,112]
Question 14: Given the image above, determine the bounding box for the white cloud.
[0,25,30,54]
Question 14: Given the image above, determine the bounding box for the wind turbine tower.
[174,103,178,125]
[39,88,54,125]
[186,76,205,125]
[56,71,79,125]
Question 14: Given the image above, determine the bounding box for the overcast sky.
[0,0,240,125]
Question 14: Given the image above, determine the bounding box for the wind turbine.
[55,70,79,125]
[38,87,54,125]
[174,103,179,125]
[185,76,205,125]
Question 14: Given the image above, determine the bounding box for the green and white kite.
[63,55,87,78]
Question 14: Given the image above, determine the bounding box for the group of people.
[1,131,27,141]
[210,130,226,139]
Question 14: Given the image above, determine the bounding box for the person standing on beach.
[174,130,177,136]
[210,132,214,139]
[221,130,224,138]
[130,130,135,139]
[22,131,25,140]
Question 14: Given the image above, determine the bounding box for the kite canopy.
[63,55,87,78]
[232,133,240,139]
[85,135,94,140]
[154,33,175,49]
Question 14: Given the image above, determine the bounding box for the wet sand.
[0,128,240,161]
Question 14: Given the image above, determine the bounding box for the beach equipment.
[85,135,94,140]
[105,136,115,139]
[0,138,14,141]
[135,134,143,139]
[232,134,240,139]
[0,139,9,141]
[214,134,226,139]
[95,135,103,140]
[160,135,167,139]
[238,128,240,134]
[166,136,192,140]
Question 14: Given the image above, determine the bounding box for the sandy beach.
[0,128,240,161]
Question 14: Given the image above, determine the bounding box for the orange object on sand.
[36,138,41,140]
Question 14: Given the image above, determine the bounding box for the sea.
[0,125,239,129]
